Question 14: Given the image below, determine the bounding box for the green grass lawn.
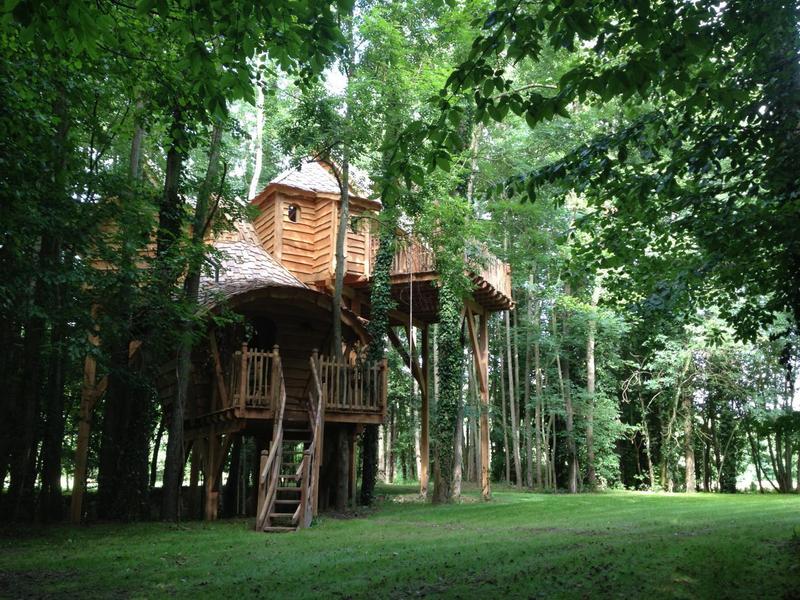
[1,485,799,599]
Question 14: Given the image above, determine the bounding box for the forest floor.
[1,485,799,599]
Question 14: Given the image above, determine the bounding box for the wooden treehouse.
[163,159,513,532]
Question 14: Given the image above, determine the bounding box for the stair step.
[283,428,311,433]
[274,499,300,505]
[263,526,296,533]
[277,487,302,493]
[269,512,295,518]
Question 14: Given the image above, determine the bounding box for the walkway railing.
[368,235,511,302]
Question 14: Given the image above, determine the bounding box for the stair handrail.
[294,350,325,528]
[256,346,285,530]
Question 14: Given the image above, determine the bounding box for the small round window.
[287,204,300,223]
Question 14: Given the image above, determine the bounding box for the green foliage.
[432,281,463,502]
[438,0,800,339]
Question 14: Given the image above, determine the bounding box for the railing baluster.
[239,343,248,411]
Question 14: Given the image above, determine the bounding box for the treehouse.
[72,159,513,532]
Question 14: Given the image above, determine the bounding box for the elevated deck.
[348,236,513,323]
[184,346,387,438]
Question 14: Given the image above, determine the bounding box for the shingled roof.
[269,159,373,199]
[199,221,306,307]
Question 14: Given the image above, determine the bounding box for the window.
[287,204,299,223]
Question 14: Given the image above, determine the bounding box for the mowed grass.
[1,486,799,599]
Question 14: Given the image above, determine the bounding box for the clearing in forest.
[1,486,798,599]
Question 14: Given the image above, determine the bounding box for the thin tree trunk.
[638,392,656,489]
[248,61,265,200]
[523,286,534,488]
[453,379,464,497]
[745,428,766,493]
[505,310,522,486]
[332,17,354,363]
[683,391,696,493]
[499,353,511,485]
[662,353,691,491]
[388,406,396,483]
[37,314,68,522]
[149,416,165,488]
[585,282,601,489]
[553,291,578,493]
[534,334,543,488]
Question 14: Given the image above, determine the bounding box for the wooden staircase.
[256,351,324,533]
[261,427,311,532]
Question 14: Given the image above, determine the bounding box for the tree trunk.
[37,315,68,522]
[553,291,579,493]
[683,391,696,493]
[534,334,543,488]
[452,366,464,497]
[8,237,56,520]
[335,428,349,510]
[585,282,601,489]
[162,121,224,521]
[499,352,511,485]
[523,284,534,488]
[388,406,396,483]
[149,416,165,488]
[223,435,242,517]
[248,60,265,200]
[638,392,656,489]
[432,283,461,503]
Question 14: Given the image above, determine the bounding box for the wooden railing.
[469,247,513,300]
[255,354,286,531]
[368,235,511,301]
[230,344,280,410]
[319,356,388,413]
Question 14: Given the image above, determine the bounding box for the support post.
[204,433,233,521]
[239,342,249,412]
[311,349,324,516]
[209,329,229,409]
[419,325,430,498]
[256,449,267,528]
[478,310,490,500]
[204,436,218,521]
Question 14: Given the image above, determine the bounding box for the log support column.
[466,304,491,501]
[203,431,233,521]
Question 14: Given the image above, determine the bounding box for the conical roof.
[199,221,306,307]
[267,159,373,199]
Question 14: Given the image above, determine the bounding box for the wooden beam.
[208,330,229,409]
[204,432,234,521]
[465,306,487,395]
[387,327,425,391]
[388,309,427,330]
